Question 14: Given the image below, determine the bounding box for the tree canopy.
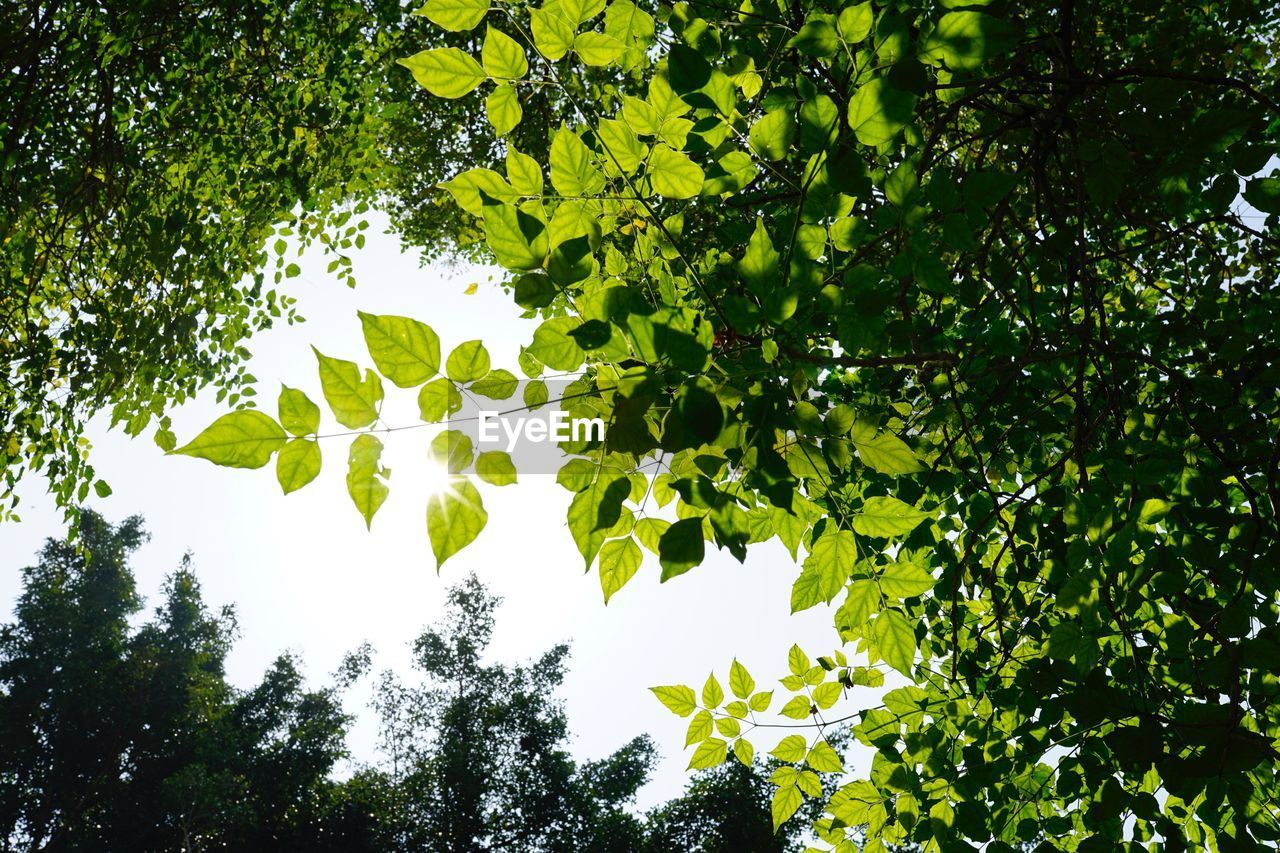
[0,516,810,851]
[172,0,1280,848]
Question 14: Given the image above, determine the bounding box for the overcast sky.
[0,216,862,808]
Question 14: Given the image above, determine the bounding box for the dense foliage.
[174,0,1280,848]
[0,516,811,851]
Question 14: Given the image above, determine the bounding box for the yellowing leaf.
[732,738,754,766]
[174,410,286,469]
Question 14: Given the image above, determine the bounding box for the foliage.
[364,572,655,850]
[178,0,1280,847]
[0,0,421,521]
[0,512,353,849]
[0,519,813,850]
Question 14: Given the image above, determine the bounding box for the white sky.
[0,216,860,808]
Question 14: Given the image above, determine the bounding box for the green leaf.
[92,479,112,498]
[475,450,517,486]
[469,369,518,400]
[729,660,755,699]
[346,434,389,528]
[874,609,916,675]
[398,48,486,99]
[788,18,837,57]
[772,784,803,830]
[651,684,697,717]
[733,738,754,766]
[780,695,812,719]
[1244,177,1280,214]
[748,108,796,161]
[648,144,704,199]
[838,578,880,627]
[486,84,523,135]
[879,559,936,598]
[806,741,844,773]
[278,385,320,436]
[416,0,488,31]
[530,5,576,60]
[426,476,488,567]
[482,25,528,78]
[771,734,807,762]
[748,690,772,712]
[787,644,810,676]
[658,517,705,580]
[852,496,930,537]
[567,470,631,566]
[446,340,491,383]
[418,378,462,422]
[529,317,587,371]
[574,32,625,66]
[635,517,669,555]
[599,536,641,602]
[597,118,647,174]
[851,429,923,474]
[276,438,321,494]
[837,2,873,43]
[314,348,383,428]
[796,527,856,610]
[848,78,916,147]
[174,411,286,469]
[688,737,728,770]
[685,709,713,745]
[738,219,779,296]
[702,672,724,707]
[550,127,604,197]
[358,312,441,388]
[507,148,544,196]
[482,200,548,270]
[430,429,474,474]
[920,11,1017,72]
